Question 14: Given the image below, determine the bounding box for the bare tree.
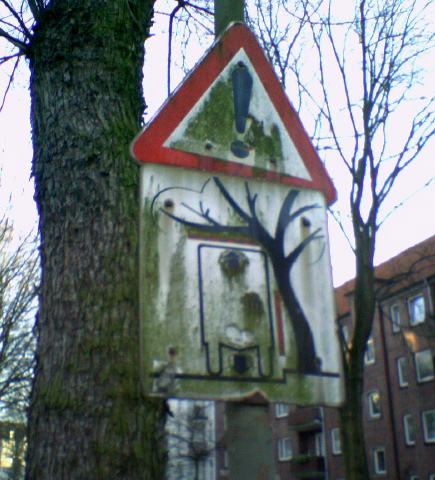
[166,400,216,480]
[0,217,37,421]
[0,215,38,480]
[248,0,435,478]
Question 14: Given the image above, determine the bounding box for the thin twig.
[0,55,20,113]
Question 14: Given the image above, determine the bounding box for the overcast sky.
[0,1,434,287]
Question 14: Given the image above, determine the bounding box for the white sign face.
[139,164,343,405]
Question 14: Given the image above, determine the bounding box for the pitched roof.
[335,235,435,317]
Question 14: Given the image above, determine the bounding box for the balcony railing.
[287,407,322,432]
[188,441,209,457]
[289,455,325,479]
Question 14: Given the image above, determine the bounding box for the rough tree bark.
[25,1,166,478]
[339,220,376,479]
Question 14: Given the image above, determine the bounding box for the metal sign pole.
[226,397,278,480]
[214,5,277,478]
[214,0,244,37]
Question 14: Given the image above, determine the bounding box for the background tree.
[0,217,37,420]
[166,400,216,480]
[247,0,435,478]
[0,216,38,480]
[158,3,435,477]
[0,1,167,478]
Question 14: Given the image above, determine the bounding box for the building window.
[409,294,425,326]
[391,303,401,332]
[422,410,435,443]
[315,432,324,456]
[278,437,292,461]
[414,349,434,383]
[275,403,290,418]
[223,448,228,469]
[0,436,14,469]
[397,357,409,387]
[373,446,387,474]
[364,335,375,365]
[367,391,381,418]
[331,428,342,454]
[341,324,350,346]
[403,414,416,445]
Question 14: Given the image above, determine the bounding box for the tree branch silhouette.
[161,177,324,374]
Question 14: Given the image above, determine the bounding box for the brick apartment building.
[212,234,435,480]
[0,421,27,479]
[329,234,435,479]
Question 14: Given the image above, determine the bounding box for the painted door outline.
[197,243,275,379]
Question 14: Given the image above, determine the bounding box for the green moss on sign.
[177,78,235,147]
[171,75,283,169]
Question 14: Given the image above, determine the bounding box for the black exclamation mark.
[230,62,253,159]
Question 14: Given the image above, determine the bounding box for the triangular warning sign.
[165,49,311,181]
[131,23,336,204]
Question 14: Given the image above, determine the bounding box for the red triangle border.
[131,23,336,205]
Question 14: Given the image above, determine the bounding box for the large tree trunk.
[26,2,166,478]
[339,363,367,479]
[339,218,376,480]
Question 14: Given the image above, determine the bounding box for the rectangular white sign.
[139,164,343,405]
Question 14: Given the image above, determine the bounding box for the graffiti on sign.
[134,24,342,405]
[140,167,342,404]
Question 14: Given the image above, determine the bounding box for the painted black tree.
[162,177,323,374]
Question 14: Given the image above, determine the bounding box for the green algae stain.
[174,78,235,148]
[248,121,282,165]
[170,73,283,171]
[164,232,190,359]
[140,200,162,380]
[241,291,264,332]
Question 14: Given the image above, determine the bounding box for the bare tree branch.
[0,26,27,51]
[0,218,38,419]
[0,0,31,39]
[27,0,42,22]
[166,0,213,96]
[0,54,19,112]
